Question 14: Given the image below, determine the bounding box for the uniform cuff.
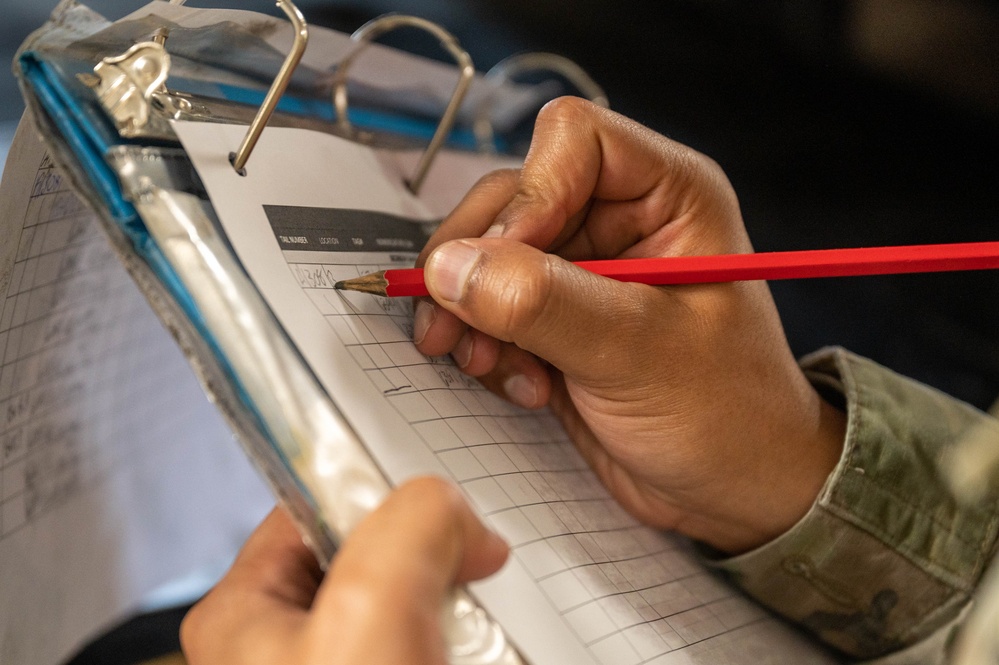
[705,347,999,658]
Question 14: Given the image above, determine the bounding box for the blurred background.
[3,1,998,663]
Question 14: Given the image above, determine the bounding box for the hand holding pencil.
[408,98,847,554]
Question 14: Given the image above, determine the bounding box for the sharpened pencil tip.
[332,271,391,296]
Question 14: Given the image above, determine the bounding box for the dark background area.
[318,0,999,411]
[5,0,997,413]
[3,2,997,662]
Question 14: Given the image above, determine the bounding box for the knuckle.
[473,168,519,194]
[328,549,442,629]
[654,138,700,181]
[325,574,397,625]
[497,254,555,341]
[536,95,595,126]
[397,477,464,523]
[672,145,729,193]
[389,477,467,552]
[696,152,726,181]
[517,98,605,227]
[696,152,736,196]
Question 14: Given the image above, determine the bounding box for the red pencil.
[332,241,999,298]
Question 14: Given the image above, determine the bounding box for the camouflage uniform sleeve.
[704,347,999,660]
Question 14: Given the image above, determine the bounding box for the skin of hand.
[413,97,846,554]
[180,477,508,665]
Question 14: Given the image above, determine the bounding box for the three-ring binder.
[16,5,613,664]
[229,0,308,174]
[88,4,484,192]
[331,14,475,194]
[474,52,609,154]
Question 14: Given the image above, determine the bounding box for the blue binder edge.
[19,50,316,501]
[18,46,509,526]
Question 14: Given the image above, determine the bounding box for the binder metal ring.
[230,0,309,174]
[331,15,474,194]
[474,53,608,154]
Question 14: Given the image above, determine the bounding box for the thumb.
[317,478,508,609]
[309,478,509,664]
[424,238,666,385]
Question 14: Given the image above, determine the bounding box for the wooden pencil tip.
[332,271,390,297]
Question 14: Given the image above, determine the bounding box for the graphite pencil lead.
[333,271,390,297]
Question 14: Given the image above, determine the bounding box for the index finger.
[489,97,712,250]
[415,169,520,269]
[305,478,509,664]
[314,477,508,618]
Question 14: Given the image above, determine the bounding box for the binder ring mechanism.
[330,15,475,194]
[474,53,608,154]
[229,0,309,175]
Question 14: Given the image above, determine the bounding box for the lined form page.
[176,121,836,665]
[0,118,272,665]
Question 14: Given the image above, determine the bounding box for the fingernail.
[412,300,435,345]
[503,374,538,409]
[482,224,505,238]
[426,241,482,303]
[453,330,474,368]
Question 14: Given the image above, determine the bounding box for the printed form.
[0,119,273,665]
[175,121,836,665]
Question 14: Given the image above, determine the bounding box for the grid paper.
[0,154,135,540]
[0,153,227,543]
[175,120,836,665]
[284,244,770,664]
[0,121,280,665]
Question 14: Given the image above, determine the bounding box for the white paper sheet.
[0,118,273,665]
[175,120,838,665]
